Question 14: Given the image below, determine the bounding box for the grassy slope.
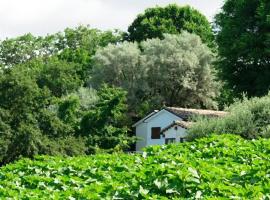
[0,134,270,199]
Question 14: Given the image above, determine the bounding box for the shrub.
[188,94,270,140]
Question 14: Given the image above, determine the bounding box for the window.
[165,138,176,144]
[151,127,161,139]
[180,138,186,143]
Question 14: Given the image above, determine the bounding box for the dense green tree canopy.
[127,4,215,48]
[0,61,131,163]
[0,34,52,67]
[80,85,133,153]
[0,26,122,71]
[0,65,72,164]
[215,0,270,97]
[0,26,129,164]
[37,58,83,97]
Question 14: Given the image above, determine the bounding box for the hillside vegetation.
[0,1,269,164]
[0,134,270,199]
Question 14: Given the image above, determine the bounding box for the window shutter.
[151,127,161,139]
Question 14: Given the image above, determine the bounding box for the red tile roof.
[165,107,228,120]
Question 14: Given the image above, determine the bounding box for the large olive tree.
[91,42,149,106]
[91,32,219,112]
[142,32,219,108]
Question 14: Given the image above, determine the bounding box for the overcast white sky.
[0,0,224,39]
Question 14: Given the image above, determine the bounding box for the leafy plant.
[0,134,270,199]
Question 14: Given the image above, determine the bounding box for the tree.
[37,58,83,97]
[0,62,86,164]
[91,32,219,112]
[91,41,148,106]
[0,34,51,67]
[127,4,215,48]
[0,109,12,163]
[0,26,128,164]
[57,87,98,132]
[142,32,219,108]
[0,65,51,125]
[80,85,133,152]
[215,0,270,98]
[0,26,122,77]
[56,26,123,82]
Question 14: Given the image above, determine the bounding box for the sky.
[0,0,224,39]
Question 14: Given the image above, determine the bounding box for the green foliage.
[0,109,12,163]
[0,33,53,67]
[92,32,219,114]
[0,65,51,125]
[91,41,147,107]
[72,87,98,110]
[141,33,219,109]
[4,122,48,163]
[56,87,99,133]
[127,4,215,48]
[1,135,270,199]
[44,136,87,157]
[0,64,85,164]
[189,94,270,140]
[0,64,130,163]
[0,26,130,164]
[80,85,127,134]
[37,58,83,97]
[215,0,270,98]
[55,26,122,53]
[56,26,122,82]
[0,26,122,84]
[80,85,133,152]
[37,108,74,138]
[58,95,81,128]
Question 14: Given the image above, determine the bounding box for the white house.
[133,107,227,151]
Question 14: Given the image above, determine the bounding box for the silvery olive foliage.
[91,41,149,106]
[188,93,270,140]
[92,32,219,111]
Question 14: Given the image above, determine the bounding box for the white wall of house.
[135,109,182,151]
[163,125,188,142]
[135,122,147,151]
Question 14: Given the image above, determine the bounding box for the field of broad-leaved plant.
[0,134,270,199]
